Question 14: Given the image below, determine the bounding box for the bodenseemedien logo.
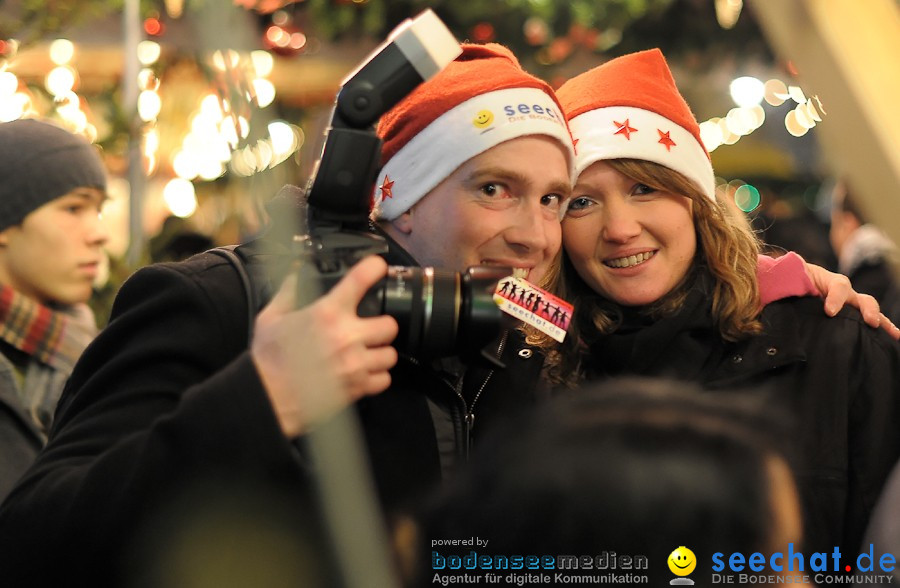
[668,546,697,585]
[430,547,650,585]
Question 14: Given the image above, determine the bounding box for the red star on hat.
[614,119,637,139]
[657,129,676,151]
[379,176,395,201]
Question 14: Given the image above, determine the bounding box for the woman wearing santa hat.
[534,48,900,557]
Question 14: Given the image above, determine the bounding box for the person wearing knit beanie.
[539,48,900,559]
[0,117,108,502]
[0,118,108,306]
[371,42,575,283]
[0,118,108,231]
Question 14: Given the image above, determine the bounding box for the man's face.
[0,188,109,306]
[386,135,570,283]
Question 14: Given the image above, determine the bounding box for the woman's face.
[562,160,696,306]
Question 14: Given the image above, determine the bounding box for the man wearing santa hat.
[362,42,576,500]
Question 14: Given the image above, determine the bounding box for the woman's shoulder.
[764,295,868,329]
[760,295,898,354]
[703,295,897,388]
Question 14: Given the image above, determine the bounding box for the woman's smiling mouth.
[604,250,656,269]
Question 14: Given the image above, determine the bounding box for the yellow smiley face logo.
[668,546,696,576]
[473,110,494,128]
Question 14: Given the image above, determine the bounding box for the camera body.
[296,11,507,360]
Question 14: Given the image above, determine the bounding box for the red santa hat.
[556,48,715,200]
[373,43,575,220]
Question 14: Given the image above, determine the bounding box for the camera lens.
[364,265,507,358]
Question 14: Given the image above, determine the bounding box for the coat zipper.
[454,330,509,459]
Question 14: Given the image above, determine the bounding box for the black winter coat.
[586,290,900,556]
[848,260,900,326]
[0,237,545,586]
[0,350,43,502]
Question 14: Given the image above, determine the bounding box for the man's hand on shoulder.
[804,262,900,341]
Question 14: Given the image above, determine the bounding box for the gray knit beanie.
[0,118,107,231]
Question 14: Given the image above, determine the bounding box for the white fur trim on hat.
[373,87,574,220]
[568,106,715,200]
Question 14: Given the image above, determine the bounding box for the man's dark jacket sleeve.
[0,253,309,585]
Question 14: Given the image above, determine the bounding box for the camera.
[296,10,508,360]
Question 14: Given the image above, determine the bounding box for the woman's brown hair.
[530,159,763,386]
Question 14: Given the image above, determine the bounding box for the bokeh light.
[163,178,198,218]
[45,65,77,95]
[734,183,761,212]
[729,76,764,107]
[137,40,161,65]
[699,119,724,152]
[137,90,162,121]
[784,110,809,137]
[252,78,276,108]
[251,50,274,77]
[49,39,75,65]
[763,79,789,106]
[0,71,18,95]
[788,85,807,104]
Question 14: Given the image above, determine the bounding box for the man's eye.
[541,194,562,209]
[480,183,511,198]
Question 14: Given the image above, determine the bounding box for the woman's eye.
[566,196,594,212]
[633,183,657,197]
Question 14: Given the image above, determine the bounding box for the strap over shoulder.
[207,241,287,339]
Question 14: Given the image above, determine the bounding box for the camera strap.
[208,246,256,340]
[207,240,288,343]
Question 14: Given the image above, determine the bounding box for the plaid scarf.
[0,284,97,434]
[0,284,94,371]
